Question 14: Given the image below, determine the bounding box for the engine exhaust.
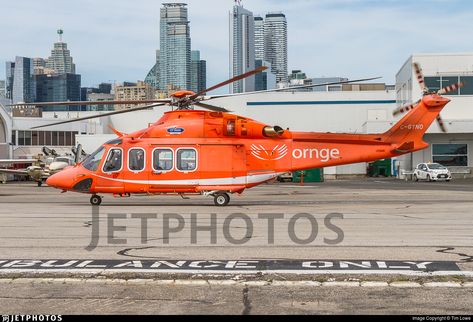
[263,126,285,137]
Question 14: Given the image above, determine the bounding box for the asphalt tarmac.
[0,178,472,314]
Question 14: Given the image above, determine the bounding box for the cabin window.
[103,148,123,173]
[153,148,173,171]
[82,146,105,172]
[128,148,145,172]
[176,148,197,172]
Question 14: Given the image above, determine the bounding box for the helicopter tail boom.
[383,94,450,154]
[287,94,450,171]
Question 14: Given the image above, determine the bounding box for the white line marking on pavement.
[1,269,472,277]
[360,281,389,287]
[423,282,462,288]
[0,278,470,288]
[390,282,422,288]
[322,281,360,287]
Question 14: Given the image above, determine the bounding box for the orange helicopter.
[16,64,462,206]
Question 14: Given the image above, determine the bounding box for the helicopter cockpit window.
[82,146,105,172]
[153,149,173,171]
[128,148,145,172]
[177,148,197,171]
[103,148,123,173]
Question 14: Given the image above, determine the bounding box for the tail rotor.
[413,62,428,95]
[393,62,464,133]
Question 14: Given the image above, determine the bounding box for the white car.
[413,163,451,182]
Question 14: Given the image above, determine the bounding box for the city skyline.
[1,0,473,93]
[5,31,82,107]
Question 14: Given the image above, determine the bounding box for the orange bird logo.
[250,144,288,161]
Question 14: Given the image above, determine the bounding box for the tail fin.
[383,94,450,153]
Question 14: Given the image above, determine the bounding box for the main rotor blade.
[9,99,171,107]
[30,102,168,129]
[204,77,382,100]
[413,62,427,93]
[194,102,230,113]
[392,99,420,116]
[189,66,268,100]
[436,115,447,133]
[437,82,464,95]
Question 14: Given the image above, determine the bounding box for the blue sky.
[1,0,472,92]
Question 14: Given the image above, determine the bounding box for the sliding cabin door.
[198,144,246,188]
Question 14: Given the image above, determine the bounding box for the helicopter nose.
[46,167,76,190]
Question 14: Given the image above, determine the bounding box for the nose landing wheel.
[90,195,102,206]
[214,192,230,207]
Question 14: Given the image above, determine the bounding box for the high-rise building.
[0,80,5,99]
[33,58,45,73]
[32,29,82,111]
[33,58,46,69]
[5,62,15,100]
[145,50,160,90]
[45,29,76,74]
[12,56,35,103]
[230,4,256,93]
[98,83,112,94]
[33,58,54,75]
[255,60,276,91]
[159,3,191,90]
[190,50,206,93]
[114,81,155,110]
[80,82,113,111]
[264,13,288,85]
[254,16,265,61]
[35,73,81,111]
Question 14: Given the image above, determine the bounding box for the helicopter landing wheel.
[90,195,102,206]
[37,180,43,187]
[214,192,230,207]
